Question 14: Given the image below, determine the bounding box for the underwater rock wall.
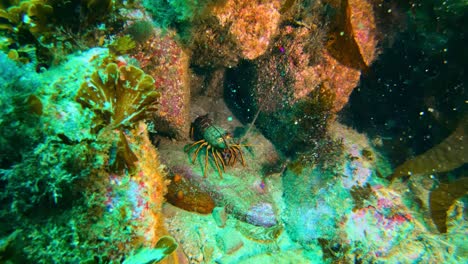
[221,0,386,163]
[0,0,466,263]
[131,30,191,139]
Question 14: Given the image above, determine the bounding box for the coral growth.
[0,48,172,262]
[144,0,282,65]
[247,0,378,116]
[222,0,382,164]
[326,0,379,70]
[0,52,103,215]
[347,0,379,66]
[125,123,170,246]
[1,1,465,263]
[259,21,361,113]
[15,123,170,263]
[343,186,416,260]
[301,52,361,113]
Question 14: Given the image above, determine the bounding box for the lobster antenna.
[237,107,261,144]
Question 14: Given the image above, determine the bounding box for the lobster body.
[186,114,246,178]
[191,114,233,149]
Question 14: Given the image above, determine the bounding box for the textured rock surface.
[161,118,463,263]
[158,96,281,226]
[213,0,282,60]
[216,227,244,254]
[246,202,277,227]
[348,0,379,66]
[132,30,190,138]
[165,172,216,214]
[212,207,228,228]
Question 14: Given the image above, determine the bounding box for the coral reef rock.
[132,30,191,138]
[213,0,282,60]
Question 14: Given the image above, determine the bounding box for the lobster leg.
[232,145,246,166]
[227,146,238,166]
[211,148,223,179]
[204,145,210,177]
[192,141,208,163]
[185,139,205,153]
[215,150,226,171]
[227,148,236,166]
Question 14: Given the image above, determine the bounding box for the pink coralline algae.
[282,0,379,113]
[213,0,281,60]
[105,174,149,220]
[273,26,362,113]
[344,186,414,258]
[132,31,190,137]
[348,0,379,66]
[298,52,361,113]
[342,159,372,188]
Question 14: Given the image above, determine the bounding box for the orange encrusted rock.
[166,173,216,214]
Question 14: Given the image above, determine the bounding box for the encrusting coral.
[125,122,170,247]
[325,0,379,70]
[277,0,377,113]
[188,16,241,68]
[72,55,170,261]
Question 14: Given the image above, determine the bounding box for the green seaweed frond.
[76,63,160,131]
[390,118,467,180]
[108,35,136,56]
[430,177,468,233]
